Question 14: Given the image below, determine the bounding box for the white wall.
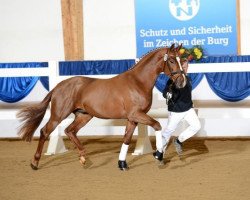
[83,0,136,60]
[0,0,64,62]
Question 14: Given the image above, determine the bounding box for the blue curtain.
[200,56,250,102]
[205,72,250,102]
[198,55,250,63]
[0,62,48,103]
[40,76,49,91]
[1,56,250,102]
[59,59,135,75]
[0,76,39,103]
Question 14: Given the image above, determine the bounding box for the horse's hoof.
[118,160,129,171]
[79,156,86,165]
[153,150,163,161]
[30,163,38,170]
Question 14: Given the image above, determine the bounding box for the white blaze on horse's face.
[176,56,187,87]
[164,54,168,61]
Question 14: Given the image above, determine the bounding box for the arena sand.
[0,136,250,200]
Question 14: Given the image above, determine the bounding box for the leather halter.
[163,54,184,77]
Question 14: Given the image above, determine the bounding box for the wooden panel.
[61,0,84,60]
[237,0,241,55]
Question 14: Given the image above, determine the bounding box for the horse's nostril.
[175,77,182,87]
[175,77,186,89]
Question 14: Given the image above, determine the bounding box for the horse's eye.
[168,59,175,64]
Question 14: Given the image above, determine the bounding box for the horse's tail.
[16,90,53,142]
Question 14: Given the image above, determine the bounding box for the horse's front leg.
[118,120,137,171]
[128,111,162,131]
[128,112,164,163]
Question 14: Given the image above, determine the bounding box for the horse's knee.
[153,121,162,131]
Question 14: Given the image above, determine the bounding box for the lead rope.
[166,83,174,105]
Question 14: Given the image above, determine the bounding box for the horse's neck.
[132,55,161,91]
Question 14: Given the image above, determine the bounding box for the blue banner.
[135,0,238,58]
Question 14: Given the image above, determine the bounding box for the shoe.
[153,150,163,161]
[173,138,183,155]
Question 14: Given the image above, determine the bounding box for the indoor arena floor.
[0,136,250,200]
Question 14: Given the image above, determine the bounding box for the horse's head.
[162,44,188,88]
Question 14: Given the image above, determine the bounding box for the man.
[153,60,201,161]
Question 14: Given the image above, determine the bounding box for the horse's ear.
[167,43,175,54]
[170,43,175,51]
[176,43,183,52]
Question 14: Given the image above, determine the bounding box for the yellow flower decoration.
[194,48,199,53]
[179,48,185,55]
[179,45,204,62]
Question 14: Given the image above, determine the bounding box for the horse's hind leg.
[31,119,60,170]
[118,120,137,171]
[64,113,93,166]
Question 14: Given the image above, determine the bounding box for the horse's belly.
[83,100,127,119]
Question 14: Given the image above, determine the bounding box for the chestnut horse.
[17,44,187,170]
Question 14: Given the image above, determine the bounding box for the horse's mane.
[128,46,167,71]
[139,46,167,60]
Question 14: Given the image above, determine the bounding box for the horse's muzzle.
[175,75,187,89]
